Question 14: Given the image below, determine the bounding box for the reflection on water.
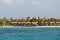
[0,27,60,40]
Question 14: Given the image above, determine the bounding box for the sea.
[0,26,60,40]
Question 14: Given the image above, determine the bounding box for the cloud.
[0,0,14,5]
[0,0,26,5]
[15,0,26,5]
[32,1,40,6]
[0,0,40,6]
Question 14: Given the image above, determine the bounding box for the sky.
[0,0,60,19]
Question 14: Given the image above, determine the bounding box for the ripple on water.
[0,27,60,40]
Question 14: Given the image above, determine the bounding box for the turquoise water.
[0,27,60,40]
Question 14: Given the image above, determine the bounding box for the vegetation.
[0,17,60,26]
[0,21,3,26]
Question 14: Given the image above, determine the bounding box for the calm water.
[0,27,60,40]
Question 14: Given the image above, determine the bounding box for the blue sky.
[0,0,60,18]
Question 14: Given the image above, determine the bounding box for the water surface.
[0,26,60,40]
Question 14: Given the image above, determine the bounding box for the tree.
[50,18,56,22]
[38,16,40,19]
[10,17,13,21]
[0,21,3,26]
[30,17,34,22]
[37,17,42,26]
[43,17,46,26]
[54,19,57,26]
[30,17,37,22]
[21,18,25,22]
[26,16,30,22]
[47,19,50,26]
[5,20,10,26]
[37,19,42,26]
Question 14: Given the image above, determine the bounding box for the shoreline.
[0,26,60,28]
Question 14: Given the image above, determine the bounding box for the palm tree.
[3,17,6,26]
[38,16,40,19]
[50,18,57,26]
[37,19,42,26]
[43,17,46,26]
[30,17,37,22]
[0,21,3,26]
[30,17,34,22]
[10,17,13,21]
[5,20,11,26]
[30,17,35,26]
[26,16,30,22]
[54,19,57,26]
[37,17,42,26]
[47,19,50,26]
[20,18,25,26]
